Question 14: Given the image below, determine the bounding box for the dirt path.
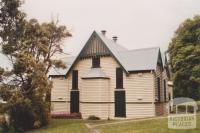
[92,116,167,128]
[85,123,101,133]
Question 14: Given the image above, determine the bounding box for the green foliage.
[31,95,51,127]
[7,95,35,132]
[0,67,4,83]
[168,15,200,100]
[0,0,71,131]
[4,93,51,132]
[0,115,9,133]
[26,119,90,133]
[0,85,12,101]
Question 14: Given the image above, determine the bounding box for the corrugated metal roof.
[97,31,161,72]
[161,53,168,67]
[97,31,128,52]
[49,30,162,76]
[97,31,129,73]
[117,47,160,71]
[48,56,76,76]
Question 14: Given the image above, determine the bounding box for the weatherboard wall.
[51,77,70,113]
[50,56,169,119]
[154,65,169,115]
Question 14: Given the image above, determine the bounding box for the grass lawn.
[86,119,117,125]
[18,113,200,133]
[97,115,200,133]
[26,119,90,133]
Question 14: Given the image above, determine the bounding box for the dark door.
[70,91,79,113]
[115,91,126,117]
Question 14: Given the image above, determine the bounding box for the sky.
[1,0,200,67]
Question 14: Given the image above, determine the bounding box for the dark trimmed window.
[168,93,171,101]
[92,57,100,68]
[164,80,166,102]
[116,68,123,89]
[72,70,78,90]
[157,77,160,102]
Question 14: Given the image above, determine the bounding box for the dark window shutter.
[92,57,100,68]
[72,70,78,90]
[116,68,123,89]
[164,80,166,102]
[115,91,126,117]
[70,91,79,113]
[157,77,160,102]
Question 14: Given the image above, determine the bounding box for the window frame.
[163,79,167,102]
[92,57,100,68]
[72,70,78,90]
[116,67,123,89]
[157,77,161,102]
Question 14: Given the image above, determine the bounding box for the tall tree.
[168,15,200,100]
[0,0,71,131]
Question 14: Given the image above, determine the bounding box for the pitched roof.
[117,47,161,71]
[97,31,128,52]
[49,30,163,76]
[97,31,162,72]
[48,56,76,76]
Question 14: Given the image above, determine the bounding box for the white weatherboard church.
[49,30,173,119]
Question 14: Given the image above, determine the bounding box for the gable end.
[65,31,129,77]
[79,34,111,58]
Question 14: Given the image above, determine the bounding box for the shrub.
[0,115,9,132]
[87,115,100,120]
[31,96,51,127]
[5,94,51,132]
[8,98,35,132]
[51,112,82,119]
[0,91,51,132]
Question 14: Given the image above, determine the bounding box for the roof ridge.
[95,31,128,51]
